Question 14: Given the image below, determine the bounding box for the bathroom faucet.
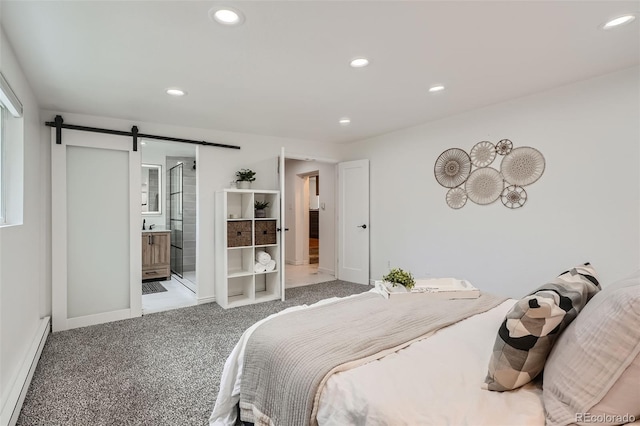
[150,224,156,230]
[142,219,146,230]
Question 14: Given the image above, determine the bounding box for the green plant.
[236,168,256,182]
[254,200,270,210]
[383,267,415,289]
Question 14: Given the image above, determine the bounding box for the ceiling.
[2,1,639,144]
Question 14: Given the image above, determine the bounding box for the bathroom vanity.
[142,230,171,281]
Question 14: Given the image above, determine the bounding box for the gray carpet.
[141,281,167,295]
[16,280,370,426]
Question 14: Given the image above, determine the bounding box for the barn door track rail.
[45,115,241,151]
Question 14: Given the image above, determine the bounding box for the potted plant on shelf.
[382,267,415,292]
[254,200,270,218]
[236,168,256,189]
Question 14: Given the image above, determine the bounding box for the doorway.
[283,158,336,287]
[141,141,197,313]
[308,175,319,266]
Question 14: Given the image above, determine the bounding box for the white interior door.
[52,129,141,331]
[337,159,369,284]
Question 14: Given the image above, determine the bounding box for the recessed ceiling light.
[429,85,445,93]
[141,141,146,145]
[166,88,186,96]
[210,7,245,26]
[339,118,351,125]
[350,58,369,68]
[602,14,636,29]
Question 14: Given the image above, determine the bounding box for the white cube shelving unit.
[214,189,283,308]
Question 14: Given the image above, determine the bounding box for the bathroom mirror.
[142,164,162,215]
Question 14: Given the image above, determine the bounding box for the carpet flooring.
[16,280,370,426]
[141,281,168,295]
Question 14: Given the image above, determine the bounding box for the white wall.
[342,67,640,298]
[284,159,336,275]
[0,26,49,421]
[40,111,343,306]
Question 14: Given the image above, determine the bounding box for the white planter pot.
[237,181,251,189]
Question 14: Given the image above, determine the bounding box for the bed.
[210,266,640,426]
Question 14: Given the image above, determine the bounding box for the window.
[0,106,4,224]
[0,71,23,226]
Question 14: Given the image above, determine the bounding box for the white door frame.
[279,147,286,300]
[51,129,141,332]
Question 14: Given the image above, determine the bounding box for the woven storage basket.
[227,220,252,247]
[255,220,277,245]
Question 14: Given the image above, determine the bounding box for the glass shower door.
[170,164,183,278]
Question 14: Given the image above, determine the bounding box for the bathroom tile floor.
[142,276,196,315]
[174,271,196,293]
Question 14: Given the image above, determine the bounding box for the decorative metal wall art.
[501,185,527,209]
[434,148,472,188]
[446,187,468,209]
[495,139,513,155]
[434,139,545,209]
[470,141,497,167]
[500,146,545,186]
[465,167,503,205]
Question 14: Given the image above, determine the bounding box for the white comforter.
[210,293,545,426]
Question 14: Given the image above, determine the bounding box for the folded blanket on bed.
[239,291,506,426]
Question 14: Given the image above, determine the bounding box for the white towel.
[254,262,267,273]
[256,250,271,265]
[264,260,276,272]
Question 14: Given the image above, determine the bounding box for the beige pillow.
[543,270,640,426]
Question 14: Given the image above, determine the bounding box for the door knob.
[357,224,367,229]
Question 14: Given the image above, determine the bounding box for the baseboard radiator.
[1,316,50,426]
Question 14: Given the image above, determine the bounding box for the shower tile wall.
[166,157,196,275]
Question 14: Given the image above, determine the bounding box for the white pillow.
[543,270,640,426]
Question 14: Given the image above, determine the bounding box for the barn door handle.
[357,224,367,229]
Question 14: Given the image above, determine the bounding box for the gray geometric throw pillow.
[483,263,601,391]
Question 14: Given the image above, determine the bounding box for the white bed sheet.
[316,299,545,426]
[210,294,545,426]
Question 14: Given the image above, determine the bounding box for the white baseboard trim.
[65,309,132,331]
[1,316,50,426]
[318,267,335,276]
[197,295,216,305]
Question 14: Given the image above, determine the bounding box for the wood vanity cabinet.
[142,231,170,280]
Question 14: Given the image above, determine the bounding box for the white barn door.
[337,159,369,285]
[52,129,141,332]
